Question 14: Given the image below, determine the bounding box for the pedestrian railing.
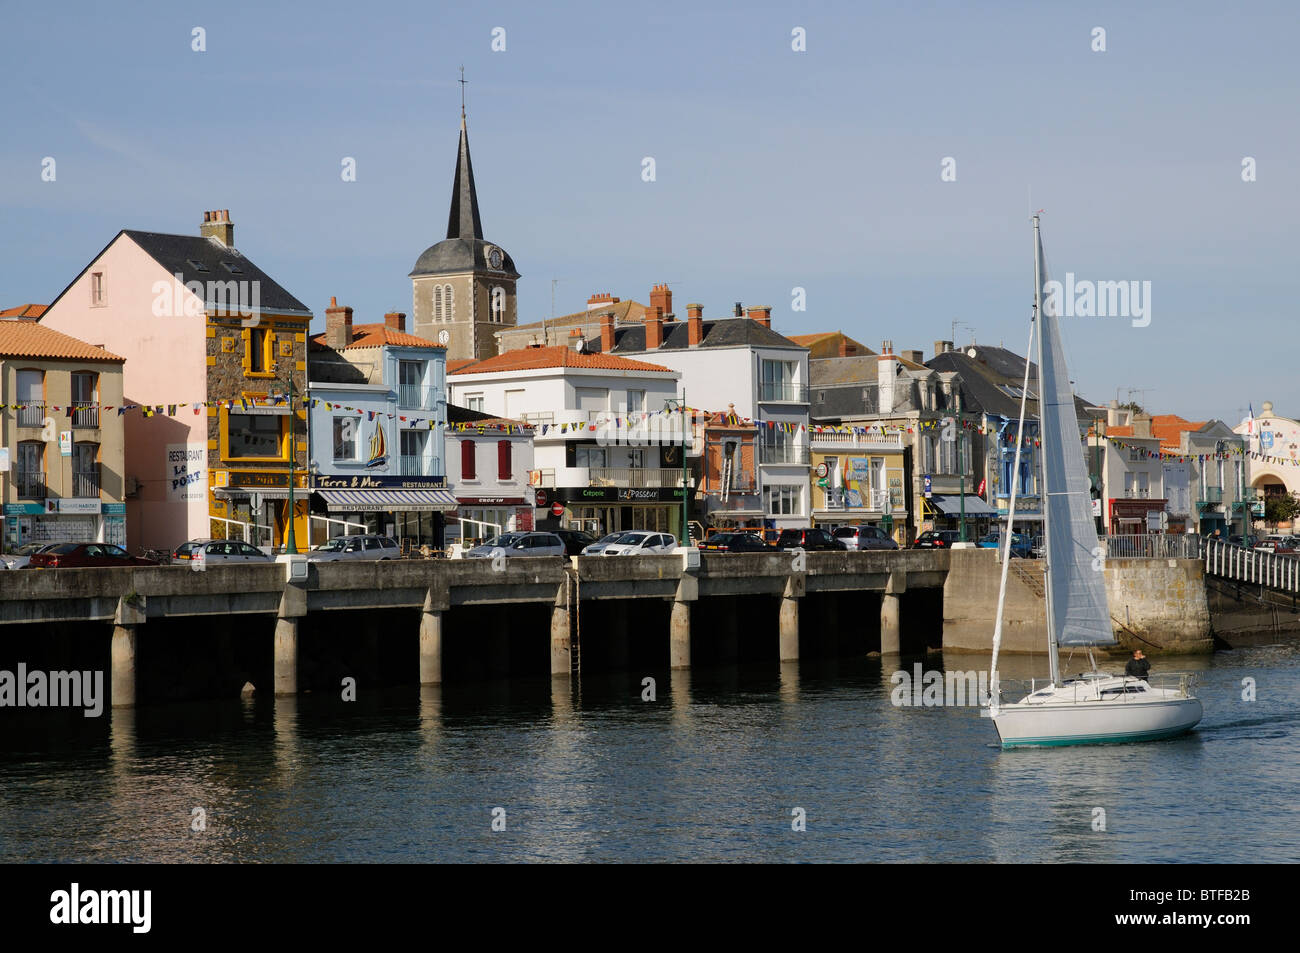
[1204,538,1300,595]
[1105,534,1201,559]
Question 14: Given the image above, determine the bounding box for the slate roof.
[927,345,1098,420]
[450,345,675,375]
[0,320,124,362]
[600,316,805,353]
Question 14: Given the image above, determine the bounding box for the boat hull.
[992,696,1202,748]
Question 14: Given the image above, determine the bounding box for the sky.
[2,0,1297,423]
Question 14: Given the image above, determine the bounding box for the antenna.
[951,320,973,345]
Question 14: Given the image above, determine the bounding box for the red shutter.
[498,440,512,480]
[462,439,476,480]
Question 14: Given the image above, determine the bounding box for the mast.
[1034,215,1061,685]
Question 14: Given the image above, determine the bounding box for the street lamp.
[664,391,690,547]
[276,370,299,555]
[957,414,968,543]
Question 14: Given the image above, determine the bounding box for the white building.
[444,406,536,545]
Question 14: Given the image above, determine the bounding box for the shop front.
[3,500,127,549]
[1109,498,1169,535]
[450,495,533,547]
[210,468,307,548]
[536,485,687,538]
[312,474,459,548]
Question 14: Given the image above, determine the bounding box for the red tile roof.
[446,358,478,374]
[450,345,675,375]
[310,323,442,350]
[0,320,124,362]
[0,304,48,319]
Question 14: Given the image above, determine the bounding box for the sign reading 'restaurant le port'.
[167,443,206,502]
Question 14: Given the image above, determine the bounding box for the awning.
[214,487,292,500]
[928,494,997,516]
[315,488,459,513]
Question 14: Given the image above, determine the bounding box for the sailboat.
[984,216,1202,747]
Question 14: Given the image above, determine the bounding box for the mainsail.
[1034,219,1114,647]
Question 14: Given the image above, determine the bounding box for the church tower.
[410,107,519,361]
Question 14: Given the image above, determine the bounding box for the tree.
[1264,493,1300,526]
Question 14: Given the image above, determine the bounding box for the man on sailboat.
[1125,649,1151,682]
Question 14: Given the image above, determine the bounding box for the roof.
[0,304,48,319]
[788,331,874,360]
[510,298,650,335]
[810,353,925,387]
[602,316,805,353]
[1093,414,1207,447]
[446,403,531,429]
[0,320,125,362]
[450,345,675,375]
[927,345,1097,420]
[446,358,478,374]
[309,323,443,351]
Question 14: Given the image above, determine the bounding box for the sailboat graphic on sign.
[366,418,388,469]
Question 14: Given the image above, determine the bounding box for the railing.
[15,472,45,498]
[398,385,439,411]
[589,467,692,489]
[209,515,274,546]
[521,410,602,427]
[708,472,758,493]
[73,470,100,498]
[1199,487,1224,503]
[1105,534,1201,559]
[1122,488,1152,499]
[71,402,99,429]
[758,382,810,403]
[810,430,905,449]
[995,673,1198,706]
[1205,538,1300,594]
[758,444,810,465]
[16,403,45,428]
[399,454,422,476]
[823,489,890,510]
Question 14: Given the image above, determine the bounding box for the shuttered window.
[498,440,512,480]
[462,440,476,480]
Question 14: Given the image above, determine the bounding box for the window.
[333,417,358,461]
[73,442,100,497]
[576,446,606,468]
[401,430,426,475]
[466,394,485,412]
[17,441,44,498]
[185,258,210,273]
[574,387,609,413]
[71,372,99,428]
[628,390,646,413]
[221,260,243,274]
[461,440,476,480]
[628,449,645,469]
[434,284,454,323]
[246,327,273,374]
[227,413,283,458]
[91,272,105,306]
[760,360,798,401]
[767,485,801,516]
[399,361,428,409]
[16,369,43,427]
[498,441,512,480]
[491,286,505,322]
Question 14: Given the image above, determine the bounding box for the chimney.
[901,349,924,365]
[325,296,353,349]
[838,337,858,357]
[1134,413,1153,438]
[746,305,772,328]
[384,312,406,332]
[200,209,234,247]
[645,309,664,350]
[599,311,615,352]
[687,303,704,347]
[650,283,673,321]
[878,340,898,414]
[569,328,586,352]
[933,340,954,359]
[587,292,618,311]
[733,302,743,317]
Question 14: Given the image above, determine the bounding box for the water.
[2,642,1297,863]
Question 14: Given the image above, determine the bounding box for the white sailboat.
[985,216,1202,747]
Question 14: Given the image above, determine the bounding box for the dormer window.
[186,258,210,273]
[221,261,243,274]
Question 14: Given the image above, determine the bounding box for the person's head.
[1133,649,1145,660]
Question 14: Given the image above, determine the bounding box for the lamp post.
[957,415,967,543]
[665,392,690,546]
[278,370,299,555]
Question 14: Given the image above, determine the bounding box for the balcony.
[758,382,810,403]
[810,430,904,450]
[15,472,45,499]
[71,402,99,429]
[398,385,440,411]
[1199,487,1224,503]
[16,402,45,428]
[758,444,810,466]
[73,470,100,498]
[706,471,758,494]
[822,488,890,511]
[1123,489,1153,499]
[399,455,422,476]
[589,467,693,489]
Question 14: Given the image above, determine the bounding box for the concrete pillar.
[551,598,572,677]
[670,600,691,669]
[110,624,137,708]
[274,616,299,696]
[419,609,443,685]
[779,595,800,661]
[880,594,901,654]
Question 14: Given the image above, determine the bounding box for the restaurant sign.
[314,474,448,490]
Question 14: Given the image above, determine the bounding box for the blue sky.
[3,0,1296,422]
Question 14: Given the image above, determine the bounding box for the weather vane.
[459,66,467,117]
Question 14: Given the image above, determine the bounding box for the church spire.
[446,69,483,241]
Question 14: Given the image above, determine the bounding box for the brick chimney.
[878,340,899,414]
[746,305,772,328]
[587,292,619,311]
[645,309,664,350]
[838,336,858,357]
[599,311,615,352]
[933,340,954,359]
[569,328,586,351]
[200,209,234,247]
[901,348,924,365]
[325,296,353,349]
[384,312,406,332]
[687,303,704,347]
[650,283,672,321]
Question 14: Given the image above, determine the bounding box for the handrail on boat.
[991,672,1198,705]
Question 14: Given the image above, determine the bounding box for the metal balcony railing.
[810,430,904,449]
[73,470,100,498]
[1199,487,1224,502]
[398,385,439,411]
[758,382,810,403]
[71,402,99,429]
[1106,534,1201,559]
[16,402,45,428]
[15,472,45,498]
[589,467,692,489]
[1123,488,1152,499]
[399,454,422,476]
[758,444,810,465]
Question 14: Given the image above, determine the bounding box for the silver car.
[581,532,625,556]
[1,542,59,570]
[600,531,677,556]
[192,539,273,564]
[307,534,401,561]
[466,532,565,558]
[832,524,899,551]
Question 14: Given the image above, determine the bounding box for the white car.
[1,542,59,569]
[466,532,565,558]
[175,539,273,564]
[581,533,625,556]
[600,531,678,556]
[307,534,402,561]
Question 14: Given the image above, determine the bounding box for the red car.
[26,543,158,568]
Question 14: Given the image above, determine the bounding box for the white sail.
[1035,220,1114,647]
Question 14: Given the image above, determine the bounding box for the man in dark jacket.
[1124,649,1150,681]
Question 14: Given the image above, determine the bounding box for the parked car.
[174,538,273,564]
[832,524,899,551]
[700,532,774,553]
[599,531,677,556]
[1,542,60,570]
[1228,534,1259,549]
[27,543,159,568]
[306,534,401,561]
[775,527,846,551]
[977,531,1033,558]
[552,528,598,556]
[1253,535,1296,555]
[912,530,962,549]
[465,532,565,558]
[581,532,626,556]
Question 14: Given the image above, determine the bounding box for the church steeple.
[446,116,484,241]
